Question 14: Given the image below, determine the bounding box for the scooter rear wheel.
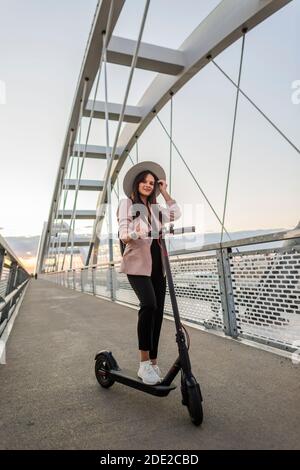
[186,383,203,426]
[95,354,115,388]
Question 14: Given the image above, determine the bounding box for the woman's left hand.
[157,179,167,194]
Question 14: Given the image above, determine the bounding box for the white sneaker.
[151,363,163,380]
[137,360,162,385]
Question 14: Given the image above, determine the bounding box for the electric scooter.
[94,225,203,426]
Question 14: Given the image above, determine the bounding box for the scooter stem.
[160,235,193,377]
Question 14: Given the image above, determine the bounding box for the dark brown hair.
[118,171,161,254]
[130,170,159,221]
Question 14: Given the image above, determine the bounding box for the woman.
[116,161,181,385]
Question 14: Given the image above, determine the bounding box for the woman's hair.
[117,170,162,254]
[129,170,158,221]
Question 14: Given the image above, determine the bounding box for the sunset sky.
[0,0,299,272]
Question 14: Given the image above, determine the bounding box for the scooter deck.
[109,368,177,397]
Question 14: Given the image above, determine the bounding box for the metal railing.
[0,235,30,337]
[41,229,300,354]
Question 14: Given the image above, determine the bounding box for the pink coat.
[116,197,181,277]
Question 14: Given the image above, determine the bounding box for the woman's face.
[138,173,155,198]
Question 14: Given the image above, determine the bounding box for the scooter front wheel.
[186,382,203,426]
[95,353,115,388]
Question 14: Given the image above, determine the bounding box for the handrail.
[45,227,300,275]
[0,234,29,273]
[0,279,29,313]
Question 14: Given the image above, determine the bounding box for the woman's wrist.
[129,230,139,240]
[161,190,174,203]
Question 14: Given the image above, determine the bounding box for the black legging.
[127,238,166,359]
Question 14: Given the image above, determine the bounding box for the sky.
[0,0,299,254]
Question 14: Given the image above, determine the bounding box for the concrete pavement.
[0,279,299,450]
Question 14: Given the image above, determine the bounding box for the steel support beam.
[217,248,238,338]
[106,35,185,75]
[84,100,142,123]
[57,210,97,220]
[63,179,104,191]
[39,0,125,271]
[48,247,81,254]
[51,238,90,247]
[72,144,121,159]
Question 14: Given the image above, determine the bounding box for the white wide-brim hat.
[123,161,166,198]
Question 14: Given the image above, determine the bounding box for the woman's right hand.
[123,222,148,243]
[134,221,149,239]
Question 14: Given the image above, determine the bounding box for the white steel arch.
[38,0,293,272]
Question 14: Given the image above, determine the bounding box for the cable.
[220,32,246,243]
[169,93,173,196]
[55,129,75,270]
[155,114,238,249]
[61,78,88,270]
[211,60,300,155]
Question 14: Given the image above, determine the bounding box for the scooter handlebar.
[146,225,196,238]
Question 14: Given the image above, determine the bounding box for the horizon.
[5,224,296,274]
[0,0,299,271]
